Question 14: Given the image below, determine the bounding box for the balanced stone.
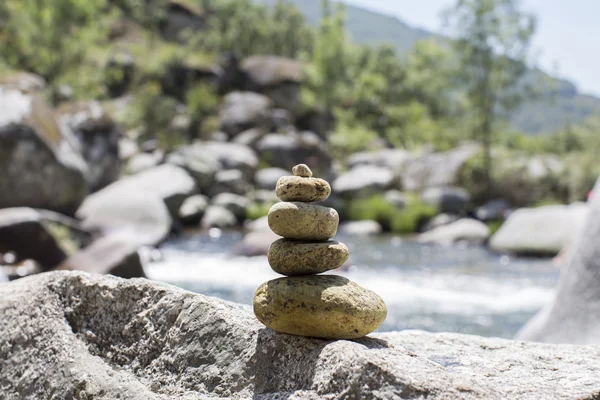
[268,202,338,240]
[275,175,331,202]
[268,239,349,276]
[253,275,387,339]
[292,163,312,177]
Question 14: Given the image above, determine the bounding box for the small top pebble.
[292,164,312,178]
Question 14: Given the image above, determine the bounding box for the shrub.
[246,203,272,221]
[486,220,504,236]
[391,201,438,234]
[346,195,397,231]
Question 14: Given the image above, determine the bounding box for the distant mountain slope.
[256,0,432,54]
[256,0,600,134]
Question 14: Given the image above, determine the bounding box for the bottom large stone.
[253,275,387,339]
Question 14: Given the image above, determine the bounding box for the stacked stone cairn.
[253,164,387,339]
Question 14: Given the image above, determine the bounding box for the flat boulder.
[77,187,172,247]
[0,83,88,214]
[338,220,383,236]
[332,165,395,199]
[490,203,588,255]
[418,218,490,245]
[80,164,196,219]
[2,271,600,399]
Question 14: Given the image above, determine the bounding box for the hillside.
[257,0,600,135]
[257,0,432,54]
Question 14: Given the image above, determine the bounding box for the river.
[146,230,560,339]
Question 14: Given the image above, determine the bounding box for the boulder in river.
[57,233,145,279]
[0,82,89,214]
[178,194,209,225]
[490,203,588,256]
[77,186,172,247]
[2,271,600,399]
[338,220,383,236]
[421,186,471,215]
[200,205,238,229]
[517,180,600,344]
[211,192,251,221]
[58,101,122,191]
[418,218,490,245]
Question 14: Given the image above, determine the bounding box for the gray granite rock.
[0,84,89,214]
[517,179,600,344]
[418,218,490,245]
[490,203,588,256]
[2,271,600,399]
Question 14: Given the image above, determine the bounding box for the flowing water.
[146,230,560,339]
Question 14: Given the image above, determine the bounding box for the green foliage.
[328,110,380,159]
[445,0,537,200]
[185,82,219,136]
[199,0,313,58]
[391,201,438,234]
[486,220,504,236]
[0,0,116,80]
[346,195,439,233]
[346,195,397,230]
[128,83,182,150]
[246,203,272,220]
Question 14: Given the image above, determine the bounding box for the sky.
[344,0,600,96]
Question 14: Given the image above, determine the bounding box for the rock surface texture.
[257,165,386,339]
[517,179,600,344]
[2,271,600,400]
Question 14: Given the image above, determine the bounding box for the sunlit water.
[146,231,560,338]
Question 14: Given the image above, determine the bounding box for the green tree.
[0,0,109,80]
[309,0,349,115]
[445,0,536,198]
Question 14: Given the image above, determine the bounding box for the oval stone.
[276,176,331,202]
[268,202,338,240]
[253,275,387,339]
[268,239,349,276]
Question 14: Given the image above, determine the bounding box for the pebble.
[253,275,387,339]
[292,164,312,177]
[268,202,338,240]
[268,239,349,276]
[275,176,331,202]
